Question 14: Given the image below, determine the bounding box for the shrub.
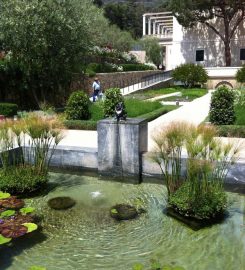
[216,125,245,138]
[63,120,97,130]
[65,91,90,120]
[103,88,124,117]
[172,63,208,88]
[121,63,154,71]
[0,103,18,117]
[236,65,245,83]
[86,62,118,73]
[209,86,236,125]
[86,63,103,73]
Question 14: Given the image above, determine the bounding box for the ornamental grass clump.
[0,115,63,194]
[151,122,242,220]
[150,122,191,195]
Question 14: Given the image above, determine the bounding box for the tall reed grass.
[150,122,242,218]
[0,114,63,194]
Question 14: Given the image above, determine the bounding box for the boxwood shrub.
[209,86,236,125]
[103,88,124,117]
[0,103,18,117]
[65,91,90,120]
[236,65,245,83]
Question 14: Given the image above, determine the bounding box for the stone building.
[142,12,245,70]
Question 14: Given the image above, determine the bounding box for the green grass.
[89,99,163,120]
[125,99,162,117]
[126,87,180,100]
[161,88,208,101]
[89,102,104,121]
[64,99,178,130]
[235,104,245,125]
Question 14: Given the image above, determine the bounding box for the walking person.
[92,77,101,102]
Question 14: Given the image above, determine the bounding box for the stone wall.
[207,78,239,89]
[70,70,166,96]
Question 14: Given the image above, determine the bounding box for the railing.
[121,70,172,95]
[141,70,172,88]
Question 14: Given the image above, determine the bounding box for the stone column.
[97,118,148,183]
[148,18,151,35]
[157,24,160,35]
[143,15,146,36]
[153,21,156,35]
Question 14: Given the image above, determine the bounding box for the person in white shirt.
[92,77,101,102]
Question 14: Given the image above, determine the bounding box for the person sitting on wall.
[92,77,101,102]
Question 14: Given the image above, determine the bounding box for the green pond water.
[1,172,244,270]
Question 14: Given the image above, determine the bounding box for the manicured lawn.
[64,99,179,130]
[124,98,162,117]
[161,88,208,101]
[90,99,163,120]
[127,87,180,100]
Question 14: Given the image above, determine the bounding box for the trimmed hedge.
[132,105,178,122]
[86,63,154,74]
[63,120,97,130]
[216,125,245,138]
[0,103,18,117]
[120,64,154,71]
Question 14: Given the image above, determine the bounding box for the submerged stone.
[110,204,138,220]
[48,197,76,210]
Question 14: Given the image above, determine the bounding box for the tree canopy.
[0,0,107,106]
[141,37,162,66]
[167,0,245,66]
[104,0,146,38]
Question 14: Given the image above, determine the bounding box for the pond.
[1,172,244,270]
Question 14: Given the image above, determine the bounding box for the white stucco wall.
[129,50,146,64]
[167,16,245,69]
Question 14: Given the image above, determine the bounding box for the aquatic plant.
[150,122,242,221]
[28,266,47,270]
[0,114,63,194]
[150,122,191,195]
[132,260,186,270]
[0,191,38,245]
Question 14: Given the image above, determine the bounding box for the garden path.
[147,91,212,149]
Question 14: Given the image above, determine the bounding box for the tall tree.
[141,37,162,67]
[0,0,107,106]
[104,0,146,38]
[93,0,103,7]
[167,0,245,66]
